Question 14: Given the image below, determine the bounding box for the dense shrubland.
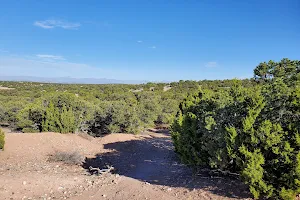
[172,58,300,199]
[0,78,255,135]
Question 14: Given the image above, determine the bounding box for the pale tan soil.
[0,86,14,90]
[0,130,251,200]
[163,85,172,91]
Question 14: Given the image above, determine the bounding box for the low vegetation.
[0,75,255,135]
[76,132,94,141]
[0,128,5,150]
[48,151,85,165]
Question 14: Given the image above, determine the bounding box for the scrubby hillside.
[1,58,299,199]
[0,78,255,135]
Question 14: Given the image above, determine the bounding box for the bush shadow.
[82,135,250,199]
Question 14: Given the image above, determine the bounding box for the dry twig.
[89,165,114,175]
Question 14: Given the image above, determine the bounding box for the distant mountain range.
[0,76,148,84]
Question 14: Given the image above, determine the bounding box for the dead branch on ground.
[89,165,114,175]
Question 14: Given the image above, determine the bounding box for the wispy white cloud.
[150,46,156,49]
[0,49,9,53]
[205,61,218,68]
[36,54,64,60]
[34,20,81,30]
[137,40,143,43]
[0,54,129,79]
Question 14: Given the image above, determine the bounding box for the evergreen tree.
[60,105,76,133]
[42,102,61,132]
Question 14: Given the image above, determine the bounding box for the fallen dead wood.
[89,165,115,175]
[196,168,240,179]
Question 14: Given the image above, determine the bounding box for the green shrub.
[16,101,44,132]
[87,101,142,136]
[17,93,93,134]
[0,128,5,150]
[171,79,300,199]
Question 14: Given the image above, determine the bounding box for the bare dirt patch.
[0,131,251,200]
[0,86,15,90]
[163,85,172,91]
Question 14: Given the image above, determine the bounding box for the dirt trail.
[84,129,250,199]
[0,130,251,200]
[85,130,192,186]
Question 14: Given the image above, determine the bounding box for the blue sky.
[0,0,299,82]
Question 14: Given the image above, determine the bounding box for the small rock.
[102,194,107,198]
[22,181,27,185]
[58,186,64,191]
[167,188,172,191]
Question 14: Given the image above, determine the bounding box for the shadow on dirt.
[82,131,250,199]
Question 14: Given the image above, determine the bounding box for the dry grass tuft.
[48,151,85,165]
[77,132,93,141]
